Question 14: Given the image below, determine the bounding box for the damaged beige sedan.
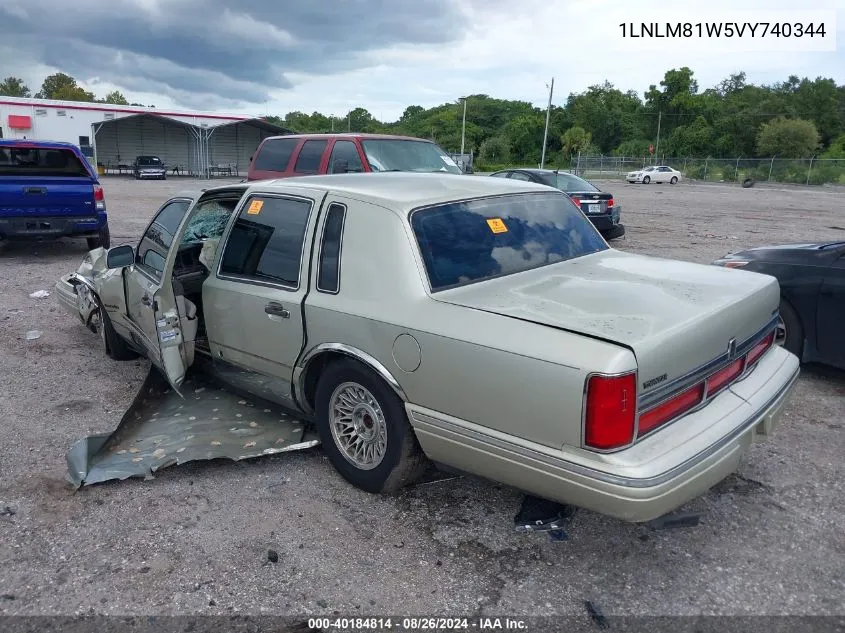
[56,173,799,522]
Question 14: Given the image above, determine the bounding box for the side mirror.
[332,159,349,174]
[106,244,135,269]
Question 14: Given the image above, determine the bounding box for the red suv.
[246,133,464,181]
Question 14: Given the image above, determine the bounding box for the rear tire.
[314,358,427,494]
[670,176,678,184]
[642,175,650,184]
[86,224,110,250]
[603,224,625,241]
[777,298,803,360]
[99,307,138,361]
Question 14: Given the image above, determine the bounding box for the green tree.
[756,117,820,157]
[477,136,510,164]
[36,73,94,101]
[561,126,591,158]
[614,139,652,156]
[101,90,129,105]
[0,76,31,97]
[667,116,713,156]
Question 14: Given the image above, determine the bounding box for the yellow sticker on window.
[486,218,508,234]
[247,199,264,215]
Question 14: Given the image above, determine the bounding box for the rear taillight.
[584,372,637,450]
[93,184,105,211]
[746,331,774,366]
[607,197,614,208]
[706,358,744,396]
[570,198,582,209]
[638,383,704,436]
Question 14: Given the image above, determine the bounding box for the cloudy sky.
[0,0,842,120]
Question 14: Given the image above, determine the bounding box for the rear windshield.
[411,192,608,291]
[137,156,163,166]
[361,139,462,174]
[0,146,90,177]
[549,172,600,193]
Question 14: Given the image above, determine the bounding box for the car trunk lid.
[567,190,613,216]
[430,249,780,396]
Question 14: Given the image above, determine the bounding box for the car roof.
[261,133,435,143]
[500,168,582,177]
[0,139,80,150]
[238,172,556,214]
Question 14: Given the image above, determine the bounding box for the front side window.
[360,139,462,174]
[136,199,191,279]
[411,192,608,292]
[181,197,240,245]
[328,141,364,173]
[219,196,313,287]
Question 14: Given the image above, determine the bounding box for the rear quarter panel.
[303,196,635,450]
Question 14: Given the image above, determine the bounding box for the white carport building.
[93,113,289,178]
[0,96,291,178]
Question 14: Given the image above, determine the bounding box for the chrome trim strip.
[294,343,408,411]
[417,364,799,489]
[638,314,779,411]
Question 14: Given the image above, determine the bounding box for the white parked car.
[627,165,681,184]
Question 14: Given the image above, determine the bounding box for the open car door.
[151,189,246,394]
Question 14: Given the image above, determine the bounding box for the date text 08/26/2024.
[619,22,827,39]
[307,617,529,631]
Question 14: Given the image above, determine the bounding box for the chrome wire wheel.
[328,381,388,470]
[775,316,787,347]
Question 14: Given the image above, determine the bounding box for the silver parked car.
[55,173,799,522]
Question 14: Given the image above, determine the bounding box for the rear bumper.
[0,213,107,239]
[409,346,800,523]
[588,210,621,232]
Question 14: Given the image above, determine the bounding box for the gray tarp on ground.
[66,367,319,487]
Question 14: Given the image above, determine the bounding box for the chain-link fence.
[565,155,845,186]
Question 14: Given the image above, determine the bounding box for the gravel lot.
[1,177,843,621]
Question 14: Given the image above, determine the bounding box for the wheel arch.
[295,343,408,414]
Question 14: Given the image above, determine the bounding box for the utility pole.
[460,97,467,158]
[331,116,334,132]
[347,113,351,132]
[654,111,662,164]
[540,77,554,169]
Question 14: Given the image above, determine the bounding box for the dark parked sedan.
[490,168,624,240]
[713,241,845,370]
[132,155,167,180]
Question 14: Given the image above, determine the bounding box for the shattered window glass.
[181,198,239,244]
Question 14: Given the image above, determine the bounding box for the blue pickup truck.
[0,140,110,249]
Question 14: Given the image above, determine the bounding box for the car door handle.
[264,301,290,318]
[141,294,152,306]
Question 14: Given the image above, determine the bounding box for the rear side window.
[294,140,328,174]
[317,204,346,293]
[219,195,313,287]
[253,138,298,172]
[0,146,89,177]
[411,192,608,292]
